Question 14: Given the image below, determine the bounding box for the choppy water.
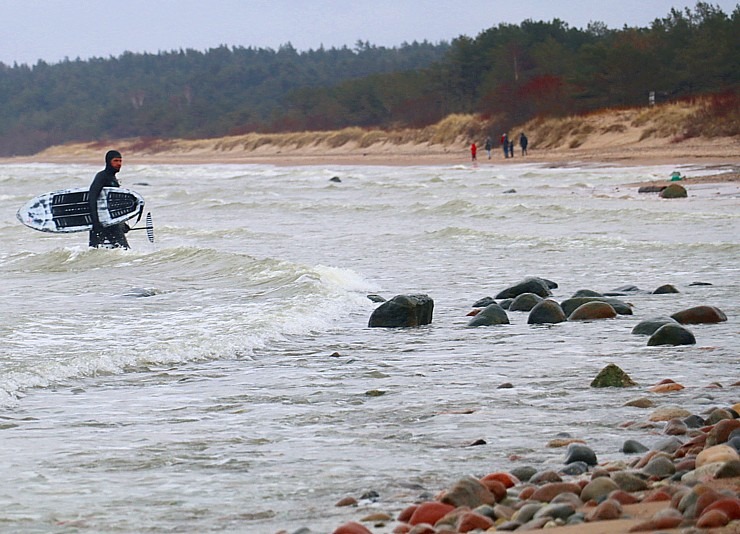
[1,161,738,533]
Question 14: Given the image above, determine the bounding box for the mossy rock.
[591,363,637,388]
[659,184,687,198]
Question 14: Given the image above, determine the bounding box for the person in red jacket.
[470,142,477,161]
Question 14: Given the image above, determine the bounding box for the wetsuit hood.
[105,150,122,173]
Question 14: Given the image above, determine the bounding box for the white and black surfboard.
[17,187,145,233]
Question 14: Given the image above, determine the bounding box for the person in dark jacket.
[520,132,529,156]
[89,150,129,249]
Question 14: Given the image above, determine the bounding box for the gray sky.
[1,0,738,66]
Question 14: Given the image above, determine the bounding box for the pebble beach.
[325,378,740,534]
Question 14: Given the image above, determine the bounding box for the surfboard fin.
[128,212,155,243]
[145,212,154,243]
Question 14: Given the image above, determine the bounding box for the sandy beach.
[2,100,738,175]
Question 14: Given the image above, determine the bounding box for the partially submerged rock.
[467,302,510,327]
[647,323,696,346]
[591,363,638,388]
[495,277,555,299]
[368,294,434,327]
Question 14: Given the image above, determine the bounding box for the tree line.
[0,2,737,157]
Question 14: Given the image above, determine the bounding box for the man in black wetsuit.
[89,150,130,249]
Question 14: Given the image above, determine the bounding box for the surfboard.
[16,187,145,233]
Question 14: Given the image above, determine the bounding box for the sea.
[1,161,738,533]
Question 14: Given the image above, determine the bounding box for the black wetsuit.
[88,157,129,249]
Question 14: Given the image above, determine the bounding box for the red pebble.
[694,488,724,519]
[701,498,740,521]
[696,509,730,528]
[708,418,740,444]
[457,511,495,532]
[608,490,640,505]
[332,521,372,534]
[408,501,455,526]
[628,515,683,531]
[479,478,507,501]
[397,504,418,523]
[480,471,519,488]
[518,486,535,500]
[585,498,622,521]
[642,489,672,503]
[466,309,481,316]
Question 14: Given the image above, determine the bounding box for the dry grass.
[32,95,738,161]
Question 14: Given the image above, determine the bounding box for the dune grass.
[38,92,738,158]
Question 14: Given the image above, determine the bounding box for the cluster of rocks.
[367,276,727,347]
[326,393,739,534]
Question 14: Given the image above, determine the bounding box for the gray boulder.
[368,294,434,327]
[467,303,510,327]
[571,289,603,298]
[653,284,679,294]
[509,292,544,312]
[631,316,679,335]
[495,277,554,299]
[647,323,696,346]
[528,299,566,324]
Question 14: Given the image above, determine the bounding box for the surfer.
[89,150,130,249]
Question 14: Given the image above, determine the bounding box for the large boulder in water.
[368,294,434,327]
[467,303,510,327]
[560,297,633,316]
[509,293,543,312]
[647,323,696,346]
[671,305,727,325]
[632,316,679,335]
[528,299,566,324]
[660,183,688,198]
[495,277,554,299]
[653,284,679,294]
[568,301,617,321]
[571,289,603,298]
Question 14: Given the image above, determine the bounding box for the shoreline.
[326,376,740,534]
[1,135,738,170]
[3,144,737,192]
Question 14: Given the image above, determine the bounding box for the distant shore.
[3,139,738,192]
[2,136,738,169]
[2,101,738,183]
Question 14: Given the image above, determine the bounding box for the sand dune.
[4,100,739,169]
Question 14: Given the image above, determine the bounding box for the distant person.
[470,142,477,162]
[89,150,130,249]
[484,136,493,159]
[520,132,529,156]
[501,133,509,158]
[508,140,515,158]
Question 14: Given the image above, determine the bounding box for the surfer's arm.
[88,174,104,228]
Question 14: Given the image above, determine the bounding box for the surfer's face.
[110,157,122,171]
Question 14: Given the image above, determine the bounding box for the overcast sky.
[1,0,737,66]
